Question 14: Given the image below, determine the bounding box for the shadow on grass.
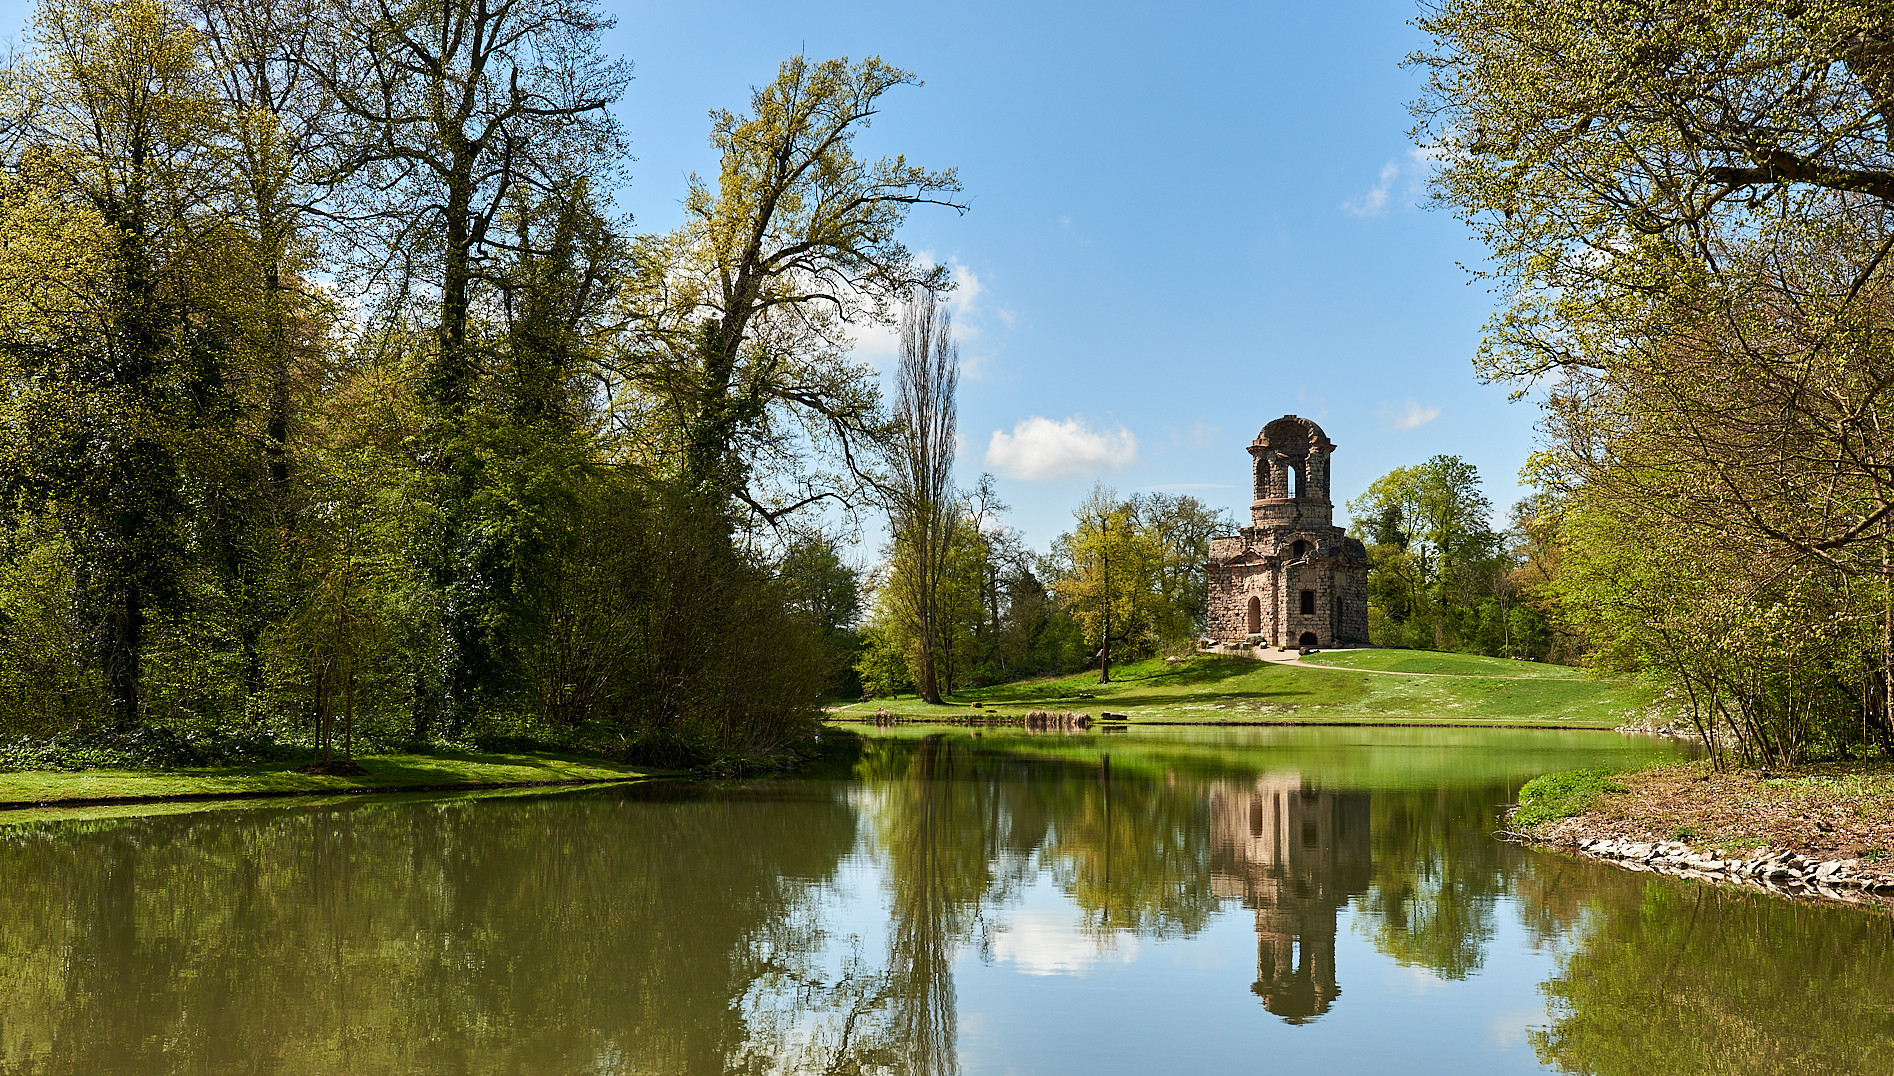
[964,656,1267,703]
[165,748,640,784]
[1301,650,1585,679]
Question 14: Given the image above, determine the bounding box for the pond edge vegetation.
[1508,759,1894,908]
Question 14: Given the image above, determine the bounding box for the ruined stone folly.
[1207,415,1369,649]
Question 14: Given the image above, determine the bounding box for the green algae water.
[2,726,1890,1075]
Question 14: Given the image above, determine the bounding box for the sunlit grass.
[1512,768,1632,827]
[829,651,1648,728]
[0,748,655,808]
[1300,649,1585,679]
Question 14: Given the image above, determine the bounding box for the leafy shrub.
[0,723,283,773]
[1512,768,1631,828]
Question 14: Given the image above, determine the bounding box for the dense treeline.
[0,0,963,766]
[1348,455,1566,663]
[21,734,1876,1071]
[1417,0,1894,763]
[856,482,1230,697]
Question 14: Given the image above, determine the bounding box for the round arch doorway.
[1297,631,1319,648]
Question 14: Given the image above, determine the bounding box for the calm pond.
[4,726,1893,1075]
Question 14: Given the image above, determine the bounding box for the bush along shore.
[1509,760,1894,907]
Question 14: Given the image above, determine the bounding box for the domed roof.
[1256,414,1331,448]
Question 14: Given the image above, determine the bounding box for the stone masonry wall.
[1208,417,1371,649]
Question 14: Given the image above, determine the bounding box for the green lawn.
[0,748,656,808]
[829,650,1648,728]
[1300,649,1586,679]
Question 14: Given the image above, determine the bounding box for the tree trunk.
[103,582,143,727]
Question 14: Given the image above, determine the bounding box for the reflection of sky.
[985,884,1143,977]
[952,896,1559,1075]
[801,819,1563,1074]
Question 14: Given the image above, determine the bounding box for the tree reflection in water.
[1355,787,1516,981]
[1519,862,1894,1076]
[5,731,1893,1075]
[0,784,860,1074]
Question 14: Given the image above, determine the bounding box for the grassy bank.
[829,650,1647,728]
[0,748,657,810]
[1513,768,1635,827]
[1512,759,1894,861]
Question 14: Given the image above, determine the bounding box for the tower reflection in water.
[1207,777,1371,1023]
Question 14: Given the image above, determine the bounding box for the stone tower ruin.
[1206,415,1369,648]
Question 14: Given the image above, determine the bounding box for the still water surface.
[3,726,1892,1075]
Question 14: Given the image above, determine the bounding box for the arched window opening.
[1298,631,1319,648]
[1291,539,1308,558]
[1287,463,1303,498]
[1246,595,1262,634]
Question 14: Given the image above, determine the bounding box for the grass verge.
[1512,768,1633,828]
[0,747,657,809]
[830,650,1648,728]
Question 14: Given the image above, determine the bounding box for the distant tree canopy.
[857,476,1087,699]
[1418,0,1894,762]
[0,0,965,767]
[1347,456,1557,661]
[1046,487,1231,682]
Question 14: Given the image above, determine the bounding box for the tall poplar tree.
[886,289,958,705]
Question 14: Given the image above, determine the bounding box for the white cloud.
[1344,160,1401,218]
[1343,147,1442,218]
[848,320,900,369]
[847,256,1010,378]
[1380,399,1441,431]
[1383,963,1451,995]
[946,258,996,379]
[985,415,1139,481]
[1488,1007,1545,1049]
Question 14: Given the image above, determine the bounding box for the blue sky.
[0,0,1541,552]
[596,0,1536,549]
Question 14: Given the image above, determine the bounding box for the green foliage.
[860,486,1086,698]
[777,535,865,698]
[615,56,960,521]
[1348,456,1556,660]
[1046,486,1231,676]
[0,0,942,768]
[1418,0,1894,764]
[1511,768,1631,828]
[1550,486,1880,765]
[856,618,915,700]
